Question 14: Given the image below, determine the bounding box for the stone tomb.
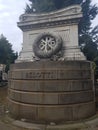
[8,5,95,124]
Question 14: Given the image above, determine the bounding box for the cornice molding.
[17,5,82,31]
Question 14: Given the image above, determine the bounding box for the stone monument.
[8,5,95,124]
[16,5,86,62]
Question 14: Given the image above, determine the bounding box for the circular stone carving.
[33,33,62,58]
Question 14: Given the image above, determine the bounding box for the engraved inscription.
[9,69,91,80]
[25,71,59,79]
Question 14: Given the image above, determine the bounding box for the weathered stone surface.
[9,61,92,81]
[9,89,94,105]
[8,98,95,123]
[9,69,91,80]
[10,61,91,70]
[8,98,38,120]
[58,91,94,104]
[8,61,95,123]
[9,79,93,92]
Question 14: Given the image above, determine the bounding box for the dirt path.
[0,121,18,130]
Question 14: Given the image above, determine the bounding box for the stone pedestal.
[16,5,86,63]
[8,61,95,124]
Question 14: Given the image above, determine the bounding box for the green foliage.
[82,42,97,61]
[0,34,18,72]
[25,0,82,13]
[25,0,56,13]
[79,0,98,41]
[79,0,98,61]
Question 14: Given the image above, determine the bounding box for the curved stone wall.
[8,61,95,124]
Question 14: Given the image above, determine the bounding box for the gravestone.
[8,5,95,124]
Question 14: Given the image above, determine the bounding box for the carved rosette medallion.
[33,33,63,59]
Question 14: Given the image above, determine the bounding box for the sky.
[0,0,98,53]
